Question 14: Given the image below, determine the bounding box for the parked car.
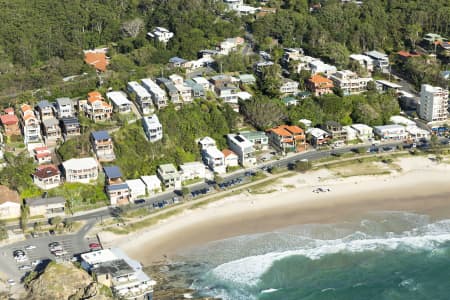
[25,245,36,250]
[18,265,32,271]
[134,199,145,204]
[7,279,16,286]
[89,243,102,250]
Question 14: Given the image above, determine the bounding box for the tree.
[240,95,286,130]
[121,18,144,38]
[406,24,422,50]
[295,160,312,172]
[64,219,74,231]
[258,64,282,97]
[50,216,62,228]
[181,187,190,199]
[0,222,7,240]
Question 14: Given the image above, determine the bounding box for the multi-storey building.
[142,115,163,142]
[330,70,372,95]
[91,131,115,162]
[226,134,256,167]
[20,104,41,144]
[127,81,154,115]
[141,78,168,109]
[267,125,307,153]
[104,166,130,206]
[419,84,449,122]
[80,91,113,122]
[62,157,98,183]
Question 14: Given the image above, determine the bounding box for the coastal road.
[4,141,407,232]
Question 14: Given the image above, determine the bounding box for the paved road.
[4,141,408,232]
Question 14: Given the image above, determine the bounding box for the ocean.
[170,211,450,300]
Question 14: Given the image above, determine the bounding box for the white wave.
[209,226,450,287]
[260,288,278,294]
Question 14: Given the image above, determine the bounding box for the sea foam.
[208,219,450,287]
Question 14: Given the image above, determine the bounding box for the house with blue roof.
[36,100,55,121]
[169,56,188,68]
[91,131,115,162]
[103,165,130,205]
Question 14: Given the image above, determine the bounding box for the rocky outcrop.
[27,262,111,300]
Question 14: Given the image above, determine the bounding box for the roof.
[125,179,146,190]
[0,185,20,205]
[365,50,388,60]
[4,107,14,114]
[205,147,224,159]
[239,74,256,83]
[21,104,32,113]
[158,163,177,173]
[61,117,80,126]
[389,115,416,126]
[106,91,131,106]
[397,51,421,58]
[37,100,52,110]
[222,148,237,158]
[42,118,59,128]
[192,77,210,85]
[307,127,329,138]
[93,259,134,277]
[268,125,304,137]
[56,97,72,106]
[169,56,187,64]
[26,196,65,207]
[376,80,402,89]
[374,124,405,131]
[62,157,97,170]
[91,130,110,141]
[103,166,123,179]
[140,175,161,187]
[308,74,333,86]
[34,165,60,179]
[84,52,108,72]
[227,134,254,148]
[106,183,129,192]
[240,131,267,140]
[88,91,104,103]
[0,114,19,125]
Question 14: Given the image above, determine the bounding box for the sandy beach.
[100,156,450,265]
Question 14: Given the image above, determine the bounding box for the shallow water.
[170,211,450,300]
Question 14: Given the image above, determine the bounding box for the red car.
[89,243,101,250]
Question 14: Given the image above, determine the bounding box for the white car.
[18,265,31,271]
[31,260,41,266]
[25,245,36,250]
[7,279,16,286]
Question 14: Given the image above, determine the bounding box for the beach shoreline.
[100,156,450,265]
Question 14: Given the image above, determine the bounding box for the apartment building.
[419,84,449,122]
[329,70,372,95]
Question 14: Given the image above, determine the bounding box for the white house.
[330,70,372,95]
[349,54,374,72]
[279,79,299,95]
[141,78,168,109]
[157,164,182,189]
[226,133,256,167]
[62,157,98,183]
[147,27,174,43]
[373,125,408,140]
[55,98,74,118]
[309,60,337,75]
[126,179,147,201]
[222,149,239,167]
[142,115,163,142]
[179,162,206,182]
[192,77,212,91]
[198,136,217,151]
[141,175,162,195]
[127,81,154,115]
[203,147,226,174]
[364,50,389,72]
[350,124,373,141]
[106,91,132,114]
[343,126,358,141]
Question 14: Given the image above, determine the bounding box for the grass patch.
[182,178,203,186]
[329,160,392,178]
[249,188,277,194]
[284,184,295,189]
[122,207,150,219]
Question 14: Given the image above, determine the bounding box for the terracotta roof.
[0,185,20,204]
[21,104,32,113]
[34,165,60,179]
[309,74,333,86]
[222,149,237,158]
[397,51,420,58]
[36,152,51,159]
[23,114,37,121]
[34,146,49,152]
[269,125,304,137]
[84,52,108,72]
[0,114,19,125]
